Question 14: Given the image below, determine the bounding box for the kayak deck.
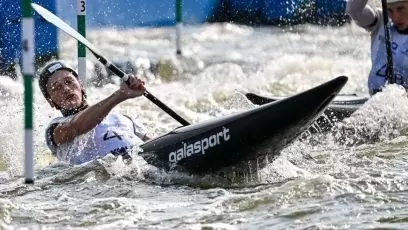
[140,76,348,174]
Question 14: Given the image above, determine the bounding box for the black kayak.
[139,76,348,174]
[245,89,368,132]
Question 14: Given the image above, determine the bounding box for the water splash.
[330,84,408,146]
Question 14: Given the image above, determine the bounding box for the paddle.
[380,0,395,84]
[31,3,191,126]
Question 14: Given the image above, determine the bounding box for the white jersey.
[45,112,149,165]
[368,10,408,94]
[346,1,408,95]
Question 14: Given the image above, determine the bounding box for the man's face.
[46,70,83,109]
[388,1,408,30]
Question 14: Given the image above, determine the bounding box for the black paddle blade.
[245,93,277,105]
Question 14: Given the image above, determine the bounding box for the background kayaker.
[346,0,408,95]
[38,60,151,165]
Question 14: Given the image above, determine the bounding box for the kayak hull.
[140,76,348,174]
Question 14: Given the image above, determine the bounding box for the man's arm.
[346,0,379,30]
[52,77,146,145]
[52,91,125,145]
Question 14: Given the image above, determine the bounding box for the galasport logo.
[168,127,230,163]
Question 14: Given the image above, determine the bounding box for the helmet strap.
[48,88,88,117]
[60,101,88,117]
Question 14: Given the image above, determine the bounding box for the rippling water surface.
[1,19,408,229]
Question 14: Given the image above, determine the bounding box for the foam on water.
[2,20,408,228]
[329,84,408,145]
[0,22,375,185]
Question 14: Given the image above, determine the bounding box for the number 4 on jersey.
[103,131,122,141]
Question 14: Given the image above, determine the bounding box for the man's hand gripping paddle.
[31,3,190,126]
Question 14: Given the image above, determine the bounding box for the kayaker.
[38,60,151,165]
[346,0,408,95]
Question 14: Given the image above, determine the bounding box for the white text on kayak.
[169,127,230,163]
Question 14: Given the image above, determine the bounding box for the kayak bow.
[140,76,348,174]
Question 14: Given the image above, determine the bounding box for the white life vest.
[369,10,408,94]
[45,112,148,165]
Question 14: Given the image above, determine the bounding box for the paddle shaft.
[93,51,190,126]
[380,0,395,84]
[31,3,190,126]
